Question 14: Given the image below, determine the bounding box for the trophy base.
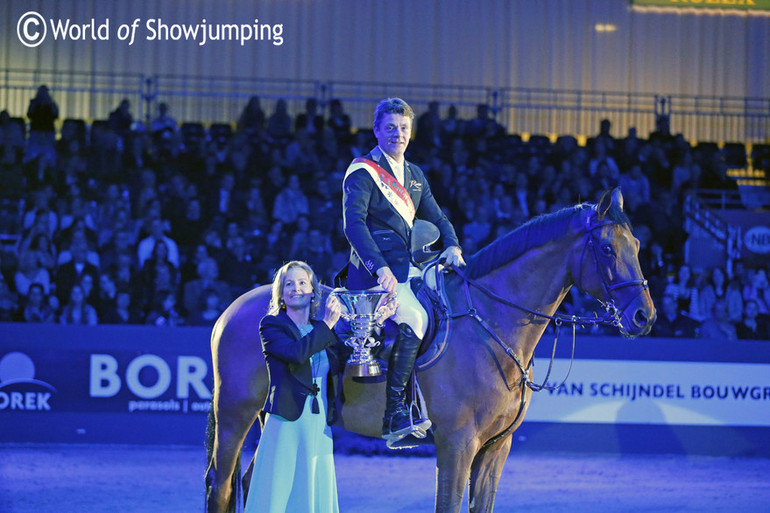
[346,360,382,377]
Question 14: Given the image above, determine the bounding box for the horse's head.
[570,188,656,337]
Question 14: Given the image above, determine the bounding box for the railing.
[1,68,769,143]
[683,190,746,263]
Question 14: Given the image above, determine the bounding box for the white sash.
[344,158,416,228]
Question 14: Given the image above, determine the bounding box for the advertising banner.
[0,323,214,443]
[2,324,769,451]
[525,359,770,427]
[633,0,770,12]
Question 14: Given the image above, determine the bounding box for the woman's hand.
[375,295,399,326]
[323,294,342,329]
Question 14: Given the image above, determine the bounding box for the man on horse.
[341,97,465,445]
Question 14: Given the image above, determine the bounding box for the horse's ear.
[597,187,623,219]
[612,187,624,212]
[597,190,612,219]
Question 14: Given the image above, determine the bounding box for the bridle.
[434,209,650,449]
[575,211,650,326]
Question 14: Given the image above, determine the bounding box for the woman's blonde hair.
[267,260,322,317]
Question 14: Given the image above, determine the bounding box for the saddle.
[373,265,451,372]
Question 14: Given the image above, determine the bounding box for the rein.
[445,214,644,393]
[435,213,650,450]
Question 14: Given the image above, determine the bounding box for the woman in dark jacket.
[244,260,343,513]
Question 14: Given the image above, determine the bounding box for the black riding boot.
[382,323,431,439]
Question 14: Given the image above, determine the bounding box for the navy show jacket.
[342,146,460,289]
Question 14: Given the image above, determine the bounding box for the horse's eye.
[601,244,614,256]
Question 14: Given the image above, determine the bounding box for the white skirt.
[244,351,338,513]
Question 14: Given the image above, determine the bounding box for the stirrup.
[382,406,431,446]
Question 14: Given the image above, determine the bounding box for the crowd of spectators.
[0,87,767,339]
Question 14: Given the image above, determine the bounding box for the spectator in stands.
[59,282,98,325]
[137,217,180,268]
[20,282,55,323]
[267,98,292,145]
[14,249,50,298]
[171,198,207,251]
[440,104,464,145]
[201,228,226,266]
[20,231,57,274]
[618,162,650,211]
[735,299,770,340]
[416,101,442,151]
[55,240,100,306]
[742,267,770,315]
[206,171,241,224]
[22,188,58,239]
[327,98,351,145]
[220,234,258,297]
[180,243,209,285]
[138,239,180,313]
[187,288,224,327]
[108,98,133,143]
[466,103,504,141]
[25,85,59,166]
[0,109,24,161]
[240,185,268,236]
[588,139,620,179]
[99,228,134,274]
[698,298,737,341]
[94,272,118,320]
[151,102,180,159]
[670,263,701,320]
[651,293,700,338]
[100,286,141,325]
[286,129,323,176]
[594,118,616,155]
[79,272,98,307]
[0,277,19,322]
[57,215,99,262]
[462,204,493,248]
[698,266,743,325]
[294,97,325,136]
[145,289,183,326]
[670,150,695,194]
[111,251,138,298]
[183,257,232,319]
[272,174,309,226]
[289,215,311,260]
[237,95,266,138]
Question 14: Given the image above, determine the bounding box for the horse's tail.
[231,453,242,513]
[205,404,242,513]
[204,405,217,512]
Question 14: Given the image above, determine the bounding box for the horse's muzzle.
[630,307,656,336]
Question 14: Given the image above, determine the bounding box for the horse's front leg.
[467,435,513,513]
[435,435,480,513]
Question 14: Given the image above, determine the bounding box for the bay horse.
[205,188,656,513]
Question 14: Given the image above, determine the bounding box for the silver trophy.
[331,288,391,377]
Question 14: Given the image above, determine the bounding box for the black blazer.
[260,310,343,423]
[342,146,460,289]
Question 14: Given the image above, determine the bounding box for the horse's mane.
[464,200,630,279]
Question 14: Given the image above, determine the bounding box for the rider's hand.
[323,294,342,329]
[440,246,465,268]
[376,266,398,295]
